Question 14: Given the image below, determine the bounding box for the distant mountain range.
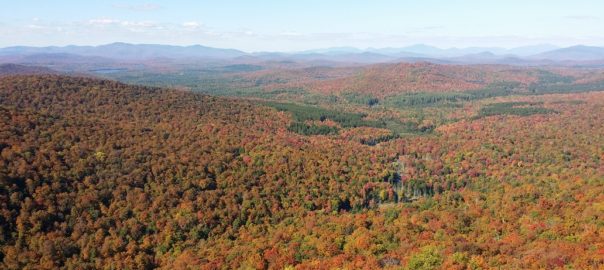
[294,44,562,57]
[0,42,246,60]
[369,44,560,57]
[1,42,604,66]
[530,45,604,61]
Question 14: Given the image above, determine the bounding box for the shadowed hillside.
[0,64,58,76]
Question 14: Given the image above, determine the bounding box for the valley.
[2,2,604,267]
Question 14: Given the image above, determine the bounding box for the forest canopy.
[0,75,603,269]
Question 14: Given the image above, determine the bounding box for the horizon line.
[1,42,602,54]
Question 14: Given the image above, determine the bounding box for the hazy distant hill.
[3,43,604,66]
[531,45,604,61]
[298,47,364,55]
[366,44,559,58]
[0,42,246,60]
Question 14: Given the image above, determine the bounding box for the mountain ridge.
[1,43,604,65]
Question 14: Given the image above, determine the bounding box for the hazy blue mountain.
[505,44,559,56]
[448,51,503,63]
[367,44,558,58]
[1,43,602,65]
[530,45,604,61]
[364,47,427,58]
[298,47,364,55]
[394,44,504,57]
[251,51,395,64]
[315,52,394,63]
[0,43,247,60]
[395,44,447,56]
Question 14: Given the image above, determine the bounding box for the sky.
[1,0,603,52]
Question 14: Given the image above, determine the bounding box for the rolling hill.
[0,63,58,76]
[1,74,603,269]
[227,62,596,99]
[306,62,538,97]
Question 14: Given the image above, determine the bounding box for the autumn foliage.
[0,75,603,269]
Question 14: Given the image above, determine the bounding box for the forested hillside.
[0,64,57,76]
[0,75,603,269]
[107,62,604,109]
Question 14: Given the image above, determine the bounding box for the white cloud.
[88,18,120,26]
[87,19,159,32]
[120,21,156,28]
[112,3,161,11]
[182,21,202,29]
[279,31,302,37]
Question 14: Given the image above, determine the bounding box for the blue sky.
[1,0,603,52]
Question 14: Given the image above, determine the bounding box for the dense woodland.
[0,74,603,269]
[108,62,604,109]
